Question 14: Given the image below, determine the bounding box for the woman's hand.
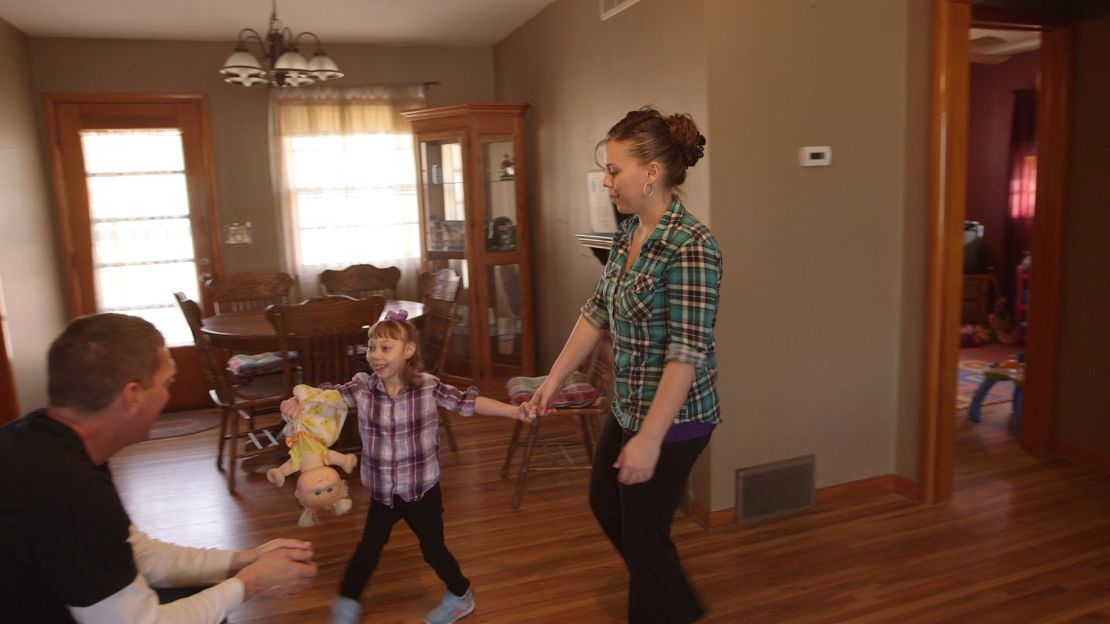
[614,433,662,485]
[526,378,561,417]
[516,402,538,423]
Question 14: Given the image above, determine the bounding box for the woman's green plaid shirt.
[581,198,722,432]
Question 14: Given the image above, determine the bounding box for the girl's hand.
[280,398,301,418]
[517,403,537,423]
[614,434,662,485]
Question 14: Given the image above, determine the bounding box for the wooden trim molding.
[689,502,736,529]
[688,474,919,530]
[1054,443,1110,474]
[921,1,1073,504]
[815,475,920,505]
[1020,26,1073,455]
[920,0,971,505]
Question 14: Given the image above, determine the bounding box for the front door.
[45,95,222,409]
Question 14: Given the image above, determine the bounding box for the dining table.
[200,299,424,352]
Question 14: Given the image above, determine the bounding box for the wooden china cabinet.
[401,103,535,390]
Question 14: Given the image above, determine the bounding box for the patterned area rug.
[957,344,1020,410]
[149,408,221,440]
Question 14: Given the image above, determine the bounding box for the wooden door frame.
[43,93,223,318]
[920,0,1072,504]
[43,93,224,410]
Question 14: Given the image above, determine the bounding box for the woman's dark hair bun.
[683,134,706,167]
[667,113,706,168]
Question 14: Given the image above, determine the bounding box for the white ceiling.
[0,0,558,47]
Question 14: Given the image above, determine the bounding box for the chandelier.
[219,0,343,88]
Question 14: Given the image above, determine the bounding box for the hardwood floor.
[113,403,1110,623]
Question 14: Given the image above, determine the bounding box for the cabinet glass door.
[419,138,471,375]
[482,138,517,253]
[488,263,523,377]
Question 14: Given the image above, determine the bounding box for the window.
[82,129,199,346]
[273,85,427,297]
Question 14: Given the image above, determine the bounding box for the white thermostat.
[800,146,832,167]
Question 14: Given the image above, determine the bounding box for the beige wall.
[26,38,496,277]
[0,17,65,412]
[705,0,930,507]
[497,0,932,511]
[897,2,932,483]
[494,0,709,352]
[1054,15,1110,455]
[494,0,712,503]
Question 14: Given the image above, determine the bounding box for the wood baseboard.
[688,473,921,529]
[1054,442,1110,474]
[688,501,736,528]
[815,474,920,504]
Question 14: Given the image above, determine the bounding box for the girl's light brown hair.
[367,319,423,387]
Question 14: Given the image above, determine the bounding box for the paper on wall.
[586,170,617,232]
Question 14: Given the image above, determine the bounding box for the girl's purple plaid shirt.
[329,372,478,506]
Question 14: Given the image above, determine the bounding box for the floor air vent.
[735,455,815,526]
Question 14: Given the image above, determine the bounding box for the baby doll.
[267,384,359,528]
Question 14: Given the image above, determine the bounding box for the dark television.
[963,220,987,274]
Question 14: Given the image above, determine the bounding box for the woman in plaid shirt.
[315,314,536,624]
[530,108,721,624]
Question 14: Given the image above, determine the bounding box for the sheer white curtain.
[271,85,426,299]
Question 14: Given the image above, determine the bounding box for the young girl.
[293,311,534,624]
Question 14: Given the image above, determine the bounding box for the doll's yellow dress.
[282,384,348,470]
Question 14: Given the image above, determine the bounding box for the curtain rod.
[338,80,440,89]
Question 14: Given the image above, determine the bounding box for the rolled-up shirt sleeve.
[432,379,479,416]
[580,275,611,331]
[665,237,721,368]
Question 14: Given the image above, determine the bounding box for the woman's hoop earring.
[642,182,654,197]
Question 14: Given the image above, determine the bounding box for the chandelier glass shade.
[220,1,342,88]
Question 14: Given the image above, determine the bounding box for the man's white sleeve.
[69,574,244,624]
[128,525,236,587]
[68,526,246,623]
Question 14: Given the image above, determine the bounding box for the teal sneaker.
[328,596,361,624]
[424,589,474,624]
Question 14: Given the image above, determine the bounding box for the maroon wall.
[966,50,1039,295]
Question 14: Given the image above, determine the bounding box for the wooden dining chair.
[501,333,613,510]
[204,271,296,314]
[420,296,462,452]
[174,292,286,492]
[417,268,461,305]
[417,269,462,451]
[320,264,402,300]
[266,295,387,454]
